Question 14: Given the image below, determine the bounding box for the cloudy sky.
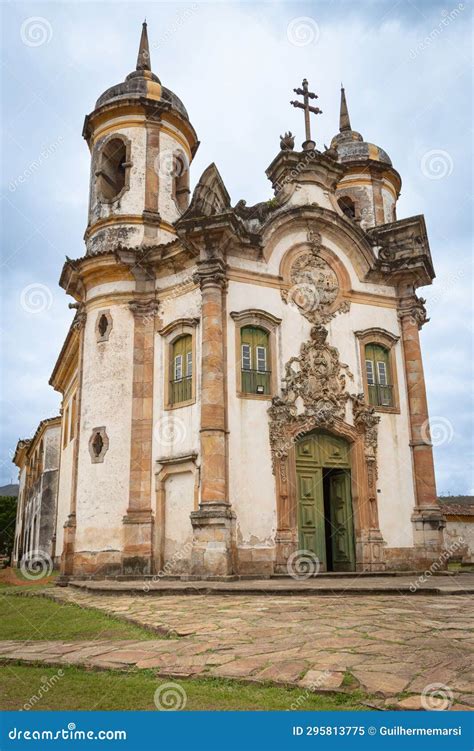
[1,0,472,494]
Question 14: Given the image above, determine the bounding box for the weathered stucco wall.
[74,303,134,569]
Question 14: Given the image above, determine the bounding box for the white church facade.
[13,24,446,580]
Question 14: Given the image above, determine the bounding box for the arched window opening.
[172,153,190,213]
[338,196,356,219]
[170,335,193,405]
[241,326,270,395]
[97,138,127,201]
[365,343,393,407]
[98,314,109,338]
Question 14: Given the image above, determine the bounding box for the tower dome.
[331,86,400,227]
[94,22,189,120]
[82,22,199,255]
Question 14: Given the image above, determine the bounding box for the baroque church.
[12,23,446,580]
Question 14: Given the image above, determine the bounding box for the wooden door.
[328,471,355,572]
[296,439,327,570]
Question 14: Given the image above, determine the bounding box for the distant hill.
[0,484,19,497]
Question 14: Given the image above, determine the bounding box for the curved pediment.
[261,205,376,282]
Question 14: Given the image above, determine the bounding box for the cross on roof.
[290,79,322,150]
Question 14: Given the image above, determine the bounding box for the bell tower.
[82,22,199,256]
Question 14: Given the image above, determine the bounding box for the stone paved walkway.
[1,588,472,709]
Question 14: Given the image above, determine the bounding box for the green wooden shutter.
[171,335,192,404]
[241,326,270,395]
[365,344,392,407]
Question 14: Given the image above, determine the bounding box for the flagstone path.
[1,588,473,709]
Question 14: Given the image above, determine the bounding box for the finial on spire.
[339,85,351,133]
[136,20,151,72]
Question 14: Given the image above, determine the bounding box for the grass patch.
[0,665,371,711]
[0,594,158,642]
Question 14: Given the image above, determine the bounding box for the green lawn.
[0,594,158,641]
[0,665,371,711]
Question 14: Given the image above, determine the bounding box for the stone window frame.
[95,133,132,205]
[88,426,109,464]
[95,309,113,343]
[170,149,190,214]
[355,328,400,414]
[159,318,199,411]
[230,309,281,401]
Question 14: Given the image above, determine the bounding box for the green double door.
[296,432,355,572]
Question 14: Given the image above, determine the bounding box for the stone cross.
[290,79,322,150]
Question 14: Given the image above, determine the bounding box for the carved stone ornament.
[398,296,429,330]
[128,299,160,320]
[268,323,353,468]
[281,232,350,324]
[352,392,380,459]
[192,258,227,289]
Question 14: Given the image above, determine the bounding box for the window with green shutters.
[241,326,270,395]
[365,343,393,407]
[171,335,193,405]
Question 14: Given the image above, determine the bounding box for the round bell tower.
[82,21,199,255]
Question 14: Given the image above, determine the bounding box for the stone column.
[398,295,444,551]
[122,297,159,575]
[190,258,235,578]
[59,310,87,582]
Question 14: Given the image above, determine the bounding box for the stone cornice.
[368,215,435,287]
[265,149,344,195]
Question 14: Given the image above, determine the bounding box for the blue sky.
[1,0,472,494]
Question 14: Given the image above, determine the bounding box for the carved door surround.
[268,323,387,572]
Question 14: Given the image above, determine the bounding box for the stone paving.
[1,587,473,709]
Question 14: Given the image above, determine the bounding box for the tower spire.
[339,84,351,133]
[136,20,151,72]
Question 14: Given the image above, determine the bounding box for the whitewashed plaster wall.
[74,304,134,555]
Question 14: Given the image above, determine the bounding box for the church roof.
[93,21,189,121]
[330,86,392,167]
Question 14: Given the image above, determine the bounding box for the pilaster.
[122,297,159,575]
[398,294,445,551]
[190,256,235,577]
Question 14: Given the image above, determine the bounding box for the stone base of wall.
[122,511,154,575]
[384,546,446,571]
[356,530,387,572]
[237,546,275,576]
[190,504,236,578]
[70,550,122,577]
